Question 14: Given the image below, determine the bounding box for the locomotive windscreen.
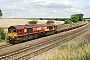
[8,26,17,33]
[8,29,16,33]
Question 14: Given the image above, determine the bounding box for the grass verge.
[0,39,6,43]
[30,34,90,60]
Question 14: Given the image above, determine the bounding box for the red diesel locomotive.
[7,24,56,43]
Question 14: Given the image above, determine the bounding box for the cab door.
[17,29,24,36]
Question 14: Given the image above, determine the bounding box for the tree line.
[0,28,6,40]
[64,14,84,24]
[27,20,55,25]
[0,9,2,18]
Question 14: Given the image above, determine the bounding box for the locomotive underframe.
[8,30,56,44]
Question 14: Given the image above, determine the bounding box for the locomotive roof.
[8,24,55,29]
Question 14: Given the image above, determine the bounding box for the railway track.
[0,44,13,49]
[16,23,90,60]
[0,23,89,60]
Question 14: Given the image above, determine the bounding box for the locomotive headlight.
[11,36,14,38]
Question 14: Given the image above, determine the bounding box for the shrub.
[0,28,6,40]
[46,20,55,24]
[40,18,43,20]
[70,14,84,22]
[71,17,78,22]
[64,19,72,24]
[28,20,37,24]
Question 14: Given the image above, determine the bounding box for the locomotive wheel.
[16,40,21,43]
[51,31,54,34]
[56,31,59,34]
[46,32,50,36]
[28,35,33,40]
[34,34,38,39]
[9,40,15,44]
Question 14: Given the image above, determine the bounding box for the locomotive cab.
[7,25,26,43]
[7,26,17,41]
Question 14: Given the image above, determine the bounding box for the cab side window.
[49,26,53,30]
[17,29,21,33]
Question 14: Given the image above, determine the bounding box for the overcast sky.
[0,0,90,18]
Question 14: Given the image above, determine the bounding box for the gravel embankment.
[0,43,7,46]
[0,23,88,57]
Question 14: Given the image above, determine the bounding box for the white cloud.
[42,12,47,15]
[0,0,90,18]
[73,9,83,13]
[53,10,57,12]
